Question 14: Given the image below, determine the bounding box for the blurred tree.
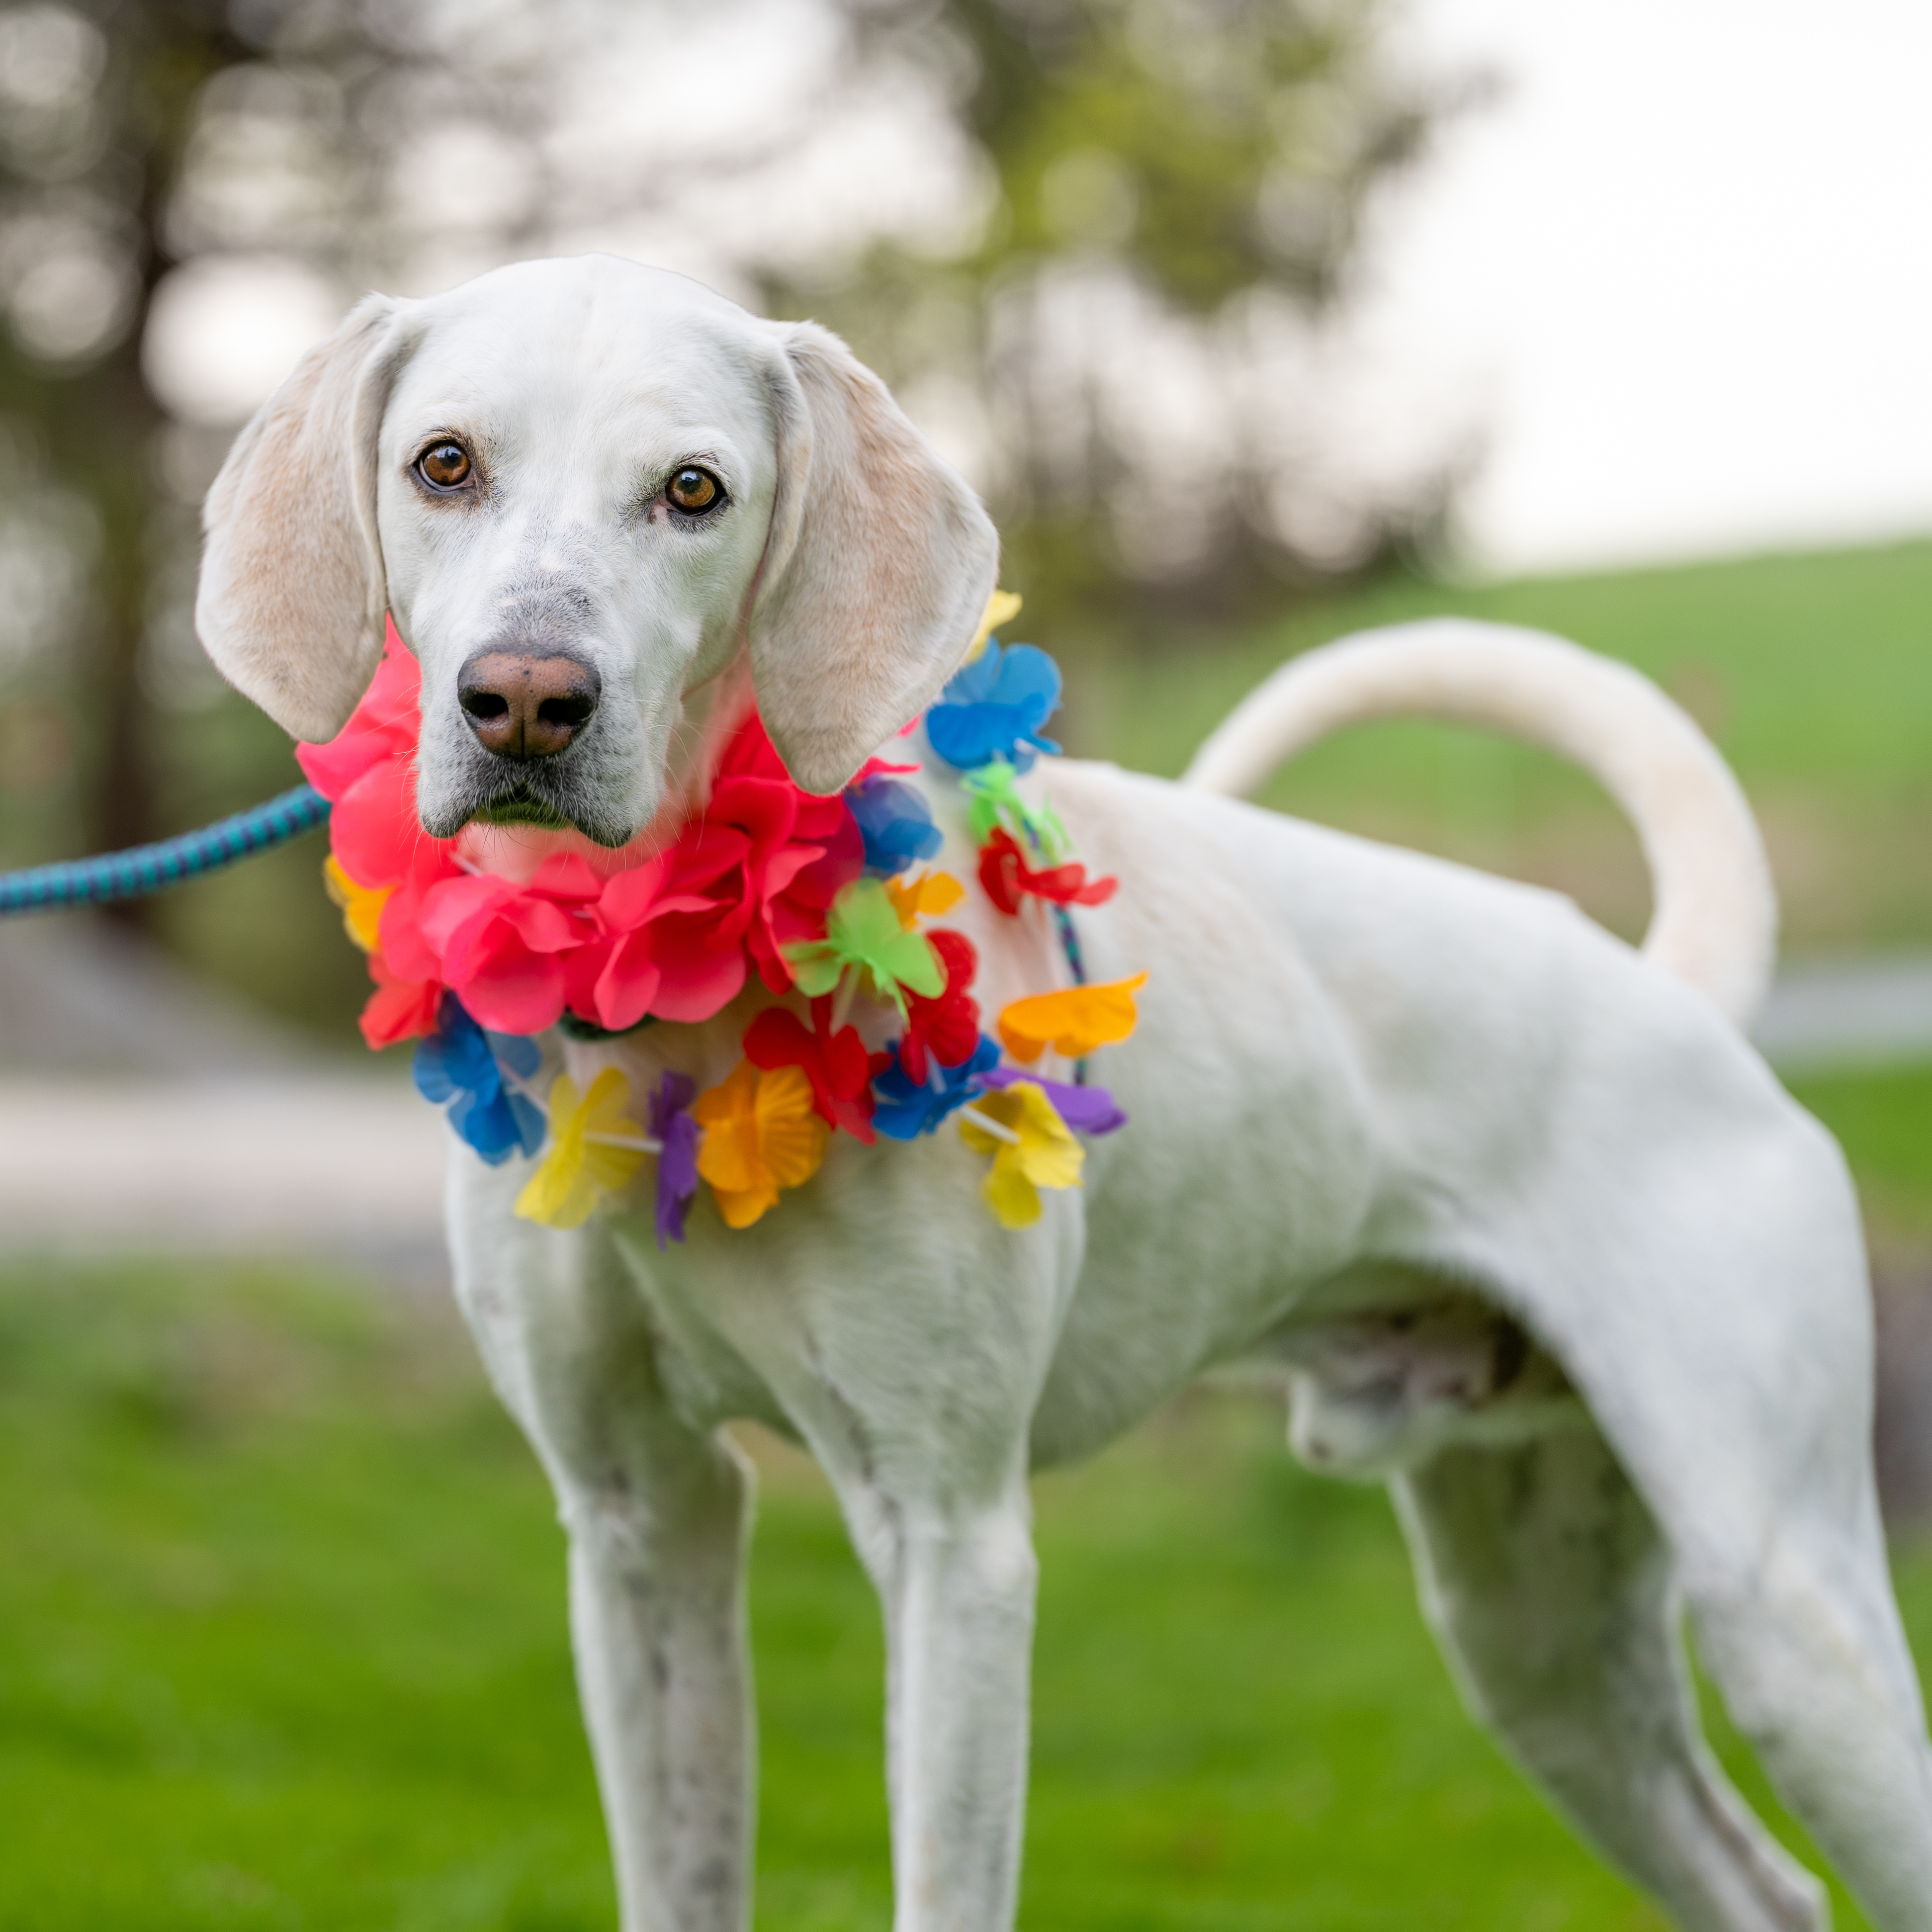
[0,0,1458,1029]
[0,1,247,896]
[776,0,1464,625]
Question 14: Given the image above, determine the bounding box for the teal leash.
[0,783,331,915]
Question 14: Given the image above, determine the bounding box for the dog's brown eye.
[667,466,721,513]
[417,442,471,490]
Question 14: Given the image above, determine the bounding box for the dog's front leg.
[750,1207,1074,1932]
[446,1155,753,1932]
[871,1477,1039,1932]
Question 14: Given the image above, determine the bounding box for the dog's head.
[194,255,997,842]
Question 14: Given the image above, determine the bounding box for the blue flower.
[414,994,546,1164]
[926,643,1061,773]
[872,1033,1002,1140]
[846,774,944,878]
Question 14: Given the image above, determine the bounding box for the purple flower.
[649,1070,701,1247]
[977,1066,1127,1135]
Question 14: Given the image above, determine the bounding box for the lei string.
[957,1080,1084,1229]
[997,976,1148,1063]
[873,1034,1002,1140]
[692,1060,828,1229]
[648,1072,701,1248]
[976,826,1117,916]
[413,994,547,1163]
[514,1068,655,1230]
[311,589,1147,1237]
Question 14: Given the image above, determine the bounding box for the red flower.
[706,713,865,990]
[899,929,981,1084]
[743,998,885,1142]
[586,714,865,1030]
[359,952,442,1049]
[976,826,1117,916]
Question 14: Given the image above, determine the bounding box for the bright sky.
[145,0,1932,582]
[1372,0,1932,575]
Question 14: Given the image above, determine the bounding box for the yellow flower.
[997,973,1148,1063]
[962,588,1023,665]
[958,1081,1083,1228]
[324,855,391,953]
[693,1059,829,1229]
[515,1068,647,1229]
[884,869,965,929]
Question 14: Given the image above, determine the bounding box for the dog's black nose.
[458,653,600,759]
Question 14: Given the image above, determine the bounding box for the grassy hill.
[0,1259,1912,1932]
[1063,540,1932,951]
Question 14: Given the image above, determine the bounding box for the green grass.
[1061,539,1932,949]
[2,1252,1927,1931]
[1787,1063,1932,1239]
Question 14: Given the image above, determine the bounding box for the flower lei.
[301,594,1145,1237]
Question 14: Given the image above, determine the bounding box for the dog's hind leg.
[1394,1427,1826,1932]
[447,1157,753,1932]
[1500,1094,1932,1929]
[1676,1493,1932,1932]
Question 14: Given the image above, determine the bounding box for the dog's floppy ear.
[196,293,414,742]
[749,321,998,795]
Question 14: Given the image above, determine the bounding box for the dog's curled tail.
[1182,618,1777,1028]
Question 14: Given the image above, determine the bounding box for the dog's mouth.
[423,749,640,849]
[472,787,573,832]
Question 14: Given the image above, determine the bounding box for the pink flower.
[299,622,462,901]
[590,846,746,1030]
[419,854,604,1034]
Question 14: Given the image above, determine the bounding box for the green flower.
[783,879,945,1013]
[960,757,1069,861]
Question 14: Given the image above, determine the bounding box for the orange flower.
[997,973,1147,1063]
[693,1059,829,1229]
[884,869,965,928]
[324,855,391,953]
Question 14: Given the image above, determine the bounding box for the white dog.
[195,254,1932,1932]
